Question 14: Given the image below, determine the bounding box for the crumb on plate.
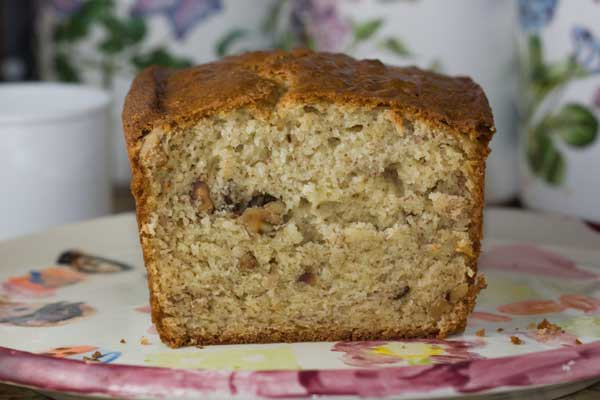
[510,336,523,345]
[83,350,103,363]
[536,318,564,335]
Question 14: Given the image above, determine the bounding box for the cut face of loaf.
[123,50,494,347]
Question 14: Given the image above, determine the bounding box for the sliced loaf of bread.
[123,50,494,347]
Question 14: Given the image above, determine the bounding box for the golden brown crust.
[123,49,495,149]
[162,327,452,348]
[123,50,495,347]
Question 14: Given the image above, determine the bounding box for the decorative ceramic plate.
[1,208,600,400]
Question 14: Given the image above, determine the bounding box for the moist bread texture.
[123,49,494,348]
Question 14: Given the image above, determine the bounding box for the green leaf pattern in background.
[215,29,249,57]
[352,19,383,42]
[51,0,193,87]
[53,52,80,82]
[379,37,411,57]
[553,104,598,147]
[522,33,599,186]
[131,48,193,71]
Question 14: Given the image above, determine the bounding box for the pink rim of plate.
[1,342,600,399]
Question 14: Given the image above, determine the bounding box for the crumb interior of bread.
[138,104,481,344]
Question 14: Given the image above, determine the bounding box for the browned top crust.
[123,49,495,147]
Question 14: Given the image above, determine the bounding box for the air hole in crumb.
[316,201,342,220]
[296,219,323,244]
[228,191,278,215]
[286,134,292,143]
[303,105,318,113]
[327,137,341,148]
[298,197,311,209]
[234,144,244,153]
[393,286,410,300]
[207,156,220,177]
[247,193,278,208]
[403,118,414,135]
[347,124,363,132]
[431,172,466,196]
[267,257,278,274]
[383,164,404,196]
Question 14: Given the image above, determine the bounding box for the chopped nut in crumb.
[120,339,126,344]
[140,336,151,345]
[191,180,214,214]
[475,329,485,337]
[239,251,258,270]
[263,201,285,223]
[510,336,523,345]
[297,271,316,285]
[496,328,504,332]
[240,201,285,234]
[575,339,583,345]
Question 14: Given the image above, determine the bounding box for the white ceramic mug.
[0,83,111,240]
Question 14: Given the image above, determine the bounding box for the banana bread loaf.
[123,49,494,348]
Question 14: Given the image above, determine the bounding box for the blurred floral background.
[1,0,599,237]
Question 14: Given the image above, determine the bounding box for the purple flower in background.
[50,0,83,16]
[290,0,351,52]
[130,0,222,40]
[518,0,559,32]
[572,26,600,74]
